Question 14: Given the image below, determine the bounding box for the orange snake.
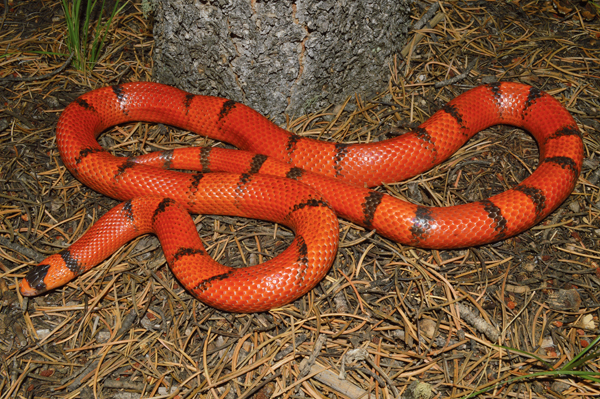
[20,82,583,312]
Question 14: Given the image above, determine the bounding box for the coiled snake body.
[20,82,583,312]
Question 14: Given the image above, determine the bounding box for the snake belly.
[20,82,583,312]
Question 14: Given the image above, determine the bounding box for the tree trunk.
[152,0,412,124]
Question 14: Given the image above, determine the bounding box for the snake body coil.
[20,82,583,312]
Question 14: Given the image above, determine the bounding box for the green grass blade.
[463,338,600,398]
[462,369,600,398]
[90,0,127,66]
[61,0,82,69]
[561,335,600,371]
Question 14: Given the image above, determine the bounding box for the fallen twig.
[0,53,74,83]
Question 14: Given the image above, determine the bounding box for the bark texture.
[152,0,412,124]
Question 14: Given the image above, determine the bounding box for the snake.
[19,82,583,312]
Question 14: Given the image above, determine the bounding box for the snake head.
[21,252,79,296]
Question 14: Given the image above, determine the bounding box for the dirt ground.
[1,1,600,398]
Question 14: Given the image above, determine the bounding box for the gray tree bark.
[152,0,412,124]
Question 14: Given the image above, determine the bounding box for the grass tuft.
[61,0,127,73]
